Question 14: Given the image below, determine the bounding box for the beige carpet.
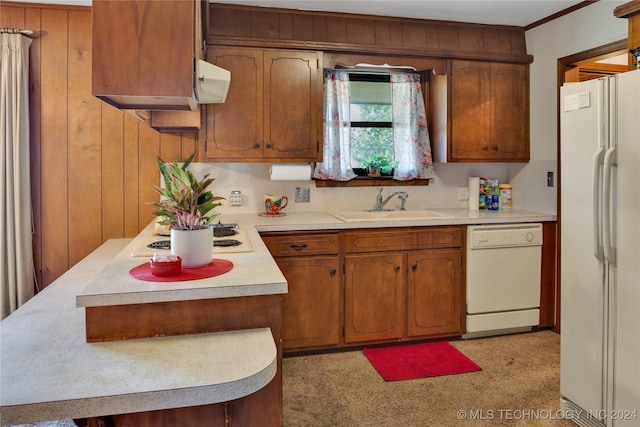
[283,330,576,427]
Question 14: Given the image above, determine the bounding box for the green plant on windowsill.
[362,155,398,177]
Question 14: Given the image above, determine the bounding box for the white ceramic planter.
[170,227,213,268]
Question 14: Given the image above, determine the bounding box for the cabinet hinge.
[342,263,345,275]
[204,140,207,152]
[317,58,319,69]
[316,141,319,153]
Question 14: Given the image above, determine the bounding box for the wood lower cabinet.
[203,47,322,162]
[343,227,465,345]
[261,232,340,351]
[276,256,340,350]
[442,60,529,162]
[263,227,465,352]
[344,252,405,343]
[406,249,464,337]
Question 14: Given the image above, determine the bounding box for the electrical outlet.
[547,172,554,187]
[457,186,469,201]
[295,187,310,203]
[229,190,242,206]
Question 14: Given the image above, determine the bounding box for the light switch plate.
[457,186,469,201]
[295,187,310,203]
[230,190,242,206]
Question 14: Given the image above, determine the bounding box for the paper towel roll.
[468,176,480,210]
[270,163,312,181]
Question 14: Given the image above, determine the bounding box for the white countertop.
[247,208,555,232]
[1,208,555,425]
[0,240,277,426]
[76,222,289,308]
[76,209,554,308]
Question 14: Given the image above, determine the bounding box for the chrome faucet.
[373,188,409,211]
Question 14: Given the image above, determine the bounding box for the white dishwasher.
[464,223,543,338]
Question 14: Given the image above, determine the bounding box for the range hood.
[195,59,231,104]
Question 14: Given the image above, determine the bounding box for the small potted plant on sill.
[363,155,398,177]
[149,153,225,268]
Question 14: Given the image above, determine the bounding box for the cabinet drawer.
[261,232,339,257]
[343,226,463,253]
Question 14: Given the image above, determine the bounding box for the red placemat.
[129,259,234,282]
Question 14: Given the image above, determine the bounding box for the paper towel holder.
[269,163,313,181]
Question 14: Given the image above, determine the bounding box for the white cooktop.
[130,223,254,257]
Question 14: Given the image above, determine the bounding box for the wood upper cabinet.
[92,0,198,111]
[203,47,322,162]
[444,60,529,162]
[261,232,340,351]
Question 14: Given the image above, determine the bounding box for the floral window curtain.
[313,70,434,181]
[390,73,435,180]
[313,70,357,181]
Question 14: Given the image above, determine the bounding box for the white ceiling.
[210,0,586,27]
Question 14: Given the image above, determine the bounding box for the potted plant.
[363,155,398,177]
[149,153,225,268]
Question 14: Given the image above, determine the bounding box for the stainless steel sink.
[329,209,454,222]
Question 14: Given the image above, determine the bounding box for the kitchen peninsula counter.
[0,240,278,426]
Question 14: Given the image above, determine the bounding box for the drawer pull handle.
[394,265,401,272]
[411,263,417,271]
[266,142,273,149]
[253,142,260,149]
[289,243,308,251]
[330,269,337,276]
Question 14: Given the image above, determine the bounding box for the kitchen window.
[313,69,435,183]
[349,74,394,175]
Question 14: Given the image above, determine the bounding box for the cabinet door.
[450,60,491,160]
[263,51,321,161]
[205,48,264,160]
[92,0,195,110]
[276,256,340,351]
[450,60,530,162]
[344,253,405,343]
[491,63,530,161]
[407,249,464,337]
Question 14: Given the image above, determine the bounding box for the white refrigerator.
[560,69,640,427]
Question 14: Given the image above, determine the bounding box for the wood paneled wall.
[2,3,198,288]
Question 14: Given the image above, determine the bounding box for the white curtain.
[1,33,34,319]
[313,70,434,181]
[313,70,357,181]
[390,73,435,180]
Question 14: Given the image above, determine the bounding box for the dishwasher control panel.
[467,223,543,249]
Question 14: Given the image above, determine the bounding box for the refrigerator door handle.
[592,146,606,262]
[603,145,617,265]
